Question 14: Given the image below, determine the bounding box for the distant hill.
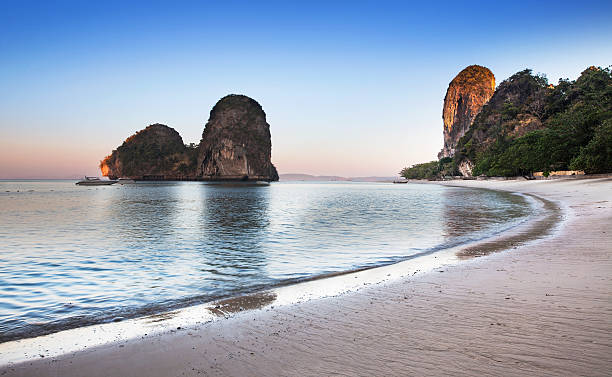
[279,174,348,181]
[350,176,399,182]
[279,174,398,182]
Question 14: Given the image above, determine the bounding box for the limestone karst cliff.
[99,95,278,181]
[401,65,611,179]
[438,65,495,159]
[100,124,197,180]
[196,95,278,181]
[453,69,550,176]
[454,66,612,176]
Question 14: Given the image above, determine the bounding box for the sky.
[1,0,611,178]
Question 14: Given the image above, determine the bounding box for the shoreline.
[2,177,610,376]
[0,186,551,349]
[0,182,544,344]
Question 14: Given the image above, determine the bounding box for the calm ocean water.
[0,180,530,341]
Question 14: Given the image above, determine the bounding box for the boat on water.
[75,177,117,186]
[117,178,136,184]
[393,180,408,184]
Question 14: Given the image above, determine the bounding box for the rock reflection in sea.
[0,180,530,342]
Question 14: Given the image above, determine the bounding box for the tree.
[570,119,612,173]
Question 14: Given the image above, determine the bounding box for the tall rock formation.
[196,95,278,181]
[100,124,197,179]
[99,95,279,181]
[453,69,550,176]
[438,65,495,159]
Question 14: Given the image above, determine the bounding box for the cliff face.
[439,65,495,159]
[401,65,611,179]
[100,124,197,179]
[453,69,550,176]
[197,95,278,181]
[453,66,612,176]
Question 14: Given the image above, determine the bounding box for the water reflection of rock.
[104,183,182,246]
[441,187,528,240]
[197,184,273,296]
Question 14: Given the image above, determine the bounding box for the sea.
[0,180,531,342]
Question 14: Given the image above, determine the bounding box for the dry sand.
[2,177,611,376]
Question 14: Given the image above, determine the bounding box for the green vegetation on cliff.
[458,66,612,176]
[100,124,198,179]
[402,65,612,178]
[399,157,458,180]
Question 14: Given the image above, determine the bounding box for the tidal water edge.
[0,180,531,342]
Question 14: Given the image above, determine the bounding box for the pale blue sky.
[1,0,611,178]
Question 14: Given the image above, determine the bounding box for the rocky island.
[197,95,278,181]
[100,95,279,181]
[100,124,197,180]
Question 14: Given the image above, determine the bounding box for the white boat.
[75,177,117,186]
[118,178,136,184]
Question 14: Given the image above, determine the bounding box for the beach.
[2,177,610,376]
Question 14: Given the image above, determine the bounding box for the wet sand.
[2,177,611,376]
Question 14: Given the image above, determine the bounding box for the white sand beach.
[2,177,611,376]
